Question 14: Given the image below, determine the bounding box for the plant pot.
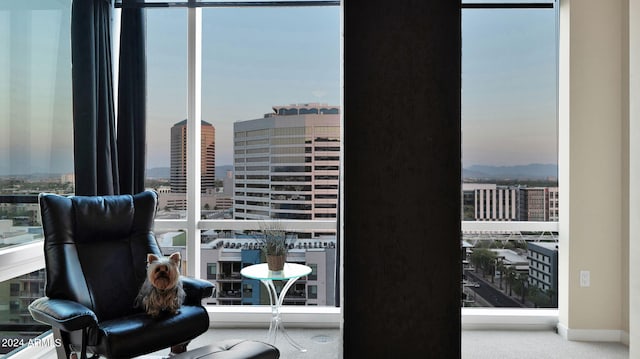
[266,254,285,271]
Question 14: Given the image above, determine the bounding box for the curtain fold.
[71,0,119,196]
[71,0,147,196]
[117,0,147,195]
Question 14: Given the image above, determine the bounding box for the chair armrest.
[181,276,214,304]
[28,297,98,332]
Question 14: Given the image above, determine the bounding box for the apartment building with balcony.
[0,269,46,355]
[2,270,45,324]
[209,238,335,307]
[527,241,559,308]
[160,236,336,307]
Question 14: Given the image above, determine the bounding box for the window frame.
[3,5,565,357]
[460,0,560,325]
[0,241,44,283]
[0,2,343,340]
[117,0,344,325]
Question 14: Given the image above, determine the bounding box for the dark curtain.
[71,0,147,196]
[71,0,119,196]
[117,0,147,195]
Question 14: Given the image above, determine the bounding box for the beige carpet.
[152,328,629,359]
[462,330,629,359]
[38,328,630,359]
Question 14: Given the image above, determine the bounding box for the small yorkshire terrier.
[135,252,185,318]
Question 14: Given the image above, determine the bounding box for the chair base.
[169,339,279,359]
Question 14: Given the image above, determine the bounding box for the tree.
[469,248,497,278]
[544,288,556,307]
[504,266,517,296]
[527,286,545,308]
[496,258,506,290]
[513,273,530,305]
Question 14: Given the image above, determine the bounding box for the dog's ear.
[169,252,181,265]
[147,253,159,264]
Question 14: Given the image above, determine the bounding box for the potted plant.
[256,222,289,271]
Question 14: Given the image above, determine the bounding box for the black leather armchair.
[29,191,214,359]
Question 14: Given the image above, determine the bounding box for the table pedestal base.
[262,279,307,352]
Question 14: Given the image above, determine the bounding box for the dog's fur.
[135,252,185,318]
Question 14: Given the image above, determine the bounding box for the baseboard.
[460,310,628,345]
[557,323,627,343]
[461,308,558,330]
[621,330,630,345]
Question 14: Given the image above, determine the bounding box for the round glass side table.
[240,262,312,352]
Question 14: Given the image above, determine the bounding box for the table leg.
[260,278,307,352]
[263,280,279,344]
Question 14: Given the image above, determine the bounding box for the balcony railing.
[217,273,243,280]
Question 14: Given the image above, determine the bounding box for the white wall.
[628,0,640,355]
[558,0,628,342]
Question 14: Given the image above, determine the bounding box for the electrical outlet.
[580,270,590,287]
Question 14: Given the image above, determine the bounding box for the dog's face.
[147,252,181,291]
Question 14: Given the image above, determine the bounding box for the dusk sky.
[0,2,558,175]
[144,5,557,169]
[462,7,557,167]
[144,6,341,168]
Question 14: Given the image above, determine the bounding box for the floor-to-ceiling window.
[461,0,559,309]
[0,0,341,355]
[1,0,561,355]
[125,0,342,311]
[0,0,73,354]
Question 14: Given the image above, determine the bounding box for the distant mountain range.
[146,163,558,181]
[463,163,558,180]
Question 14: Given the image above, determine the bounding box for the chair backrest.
[39,191,162,322]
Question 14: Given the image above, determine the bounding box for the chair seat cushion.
[89,305,209,358]
[170,339,280,359]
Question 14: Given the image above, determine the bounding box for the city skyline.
[169,119,216,192]
[0,4,559,176]
[144,7,341,169]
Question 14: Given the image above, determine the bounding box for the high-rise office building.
[548,187,559,221]
[519,187,550,221]
[170,119,216,194]
[462,183,518,221]
[462,183,559,221]
[233,104,340,230]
